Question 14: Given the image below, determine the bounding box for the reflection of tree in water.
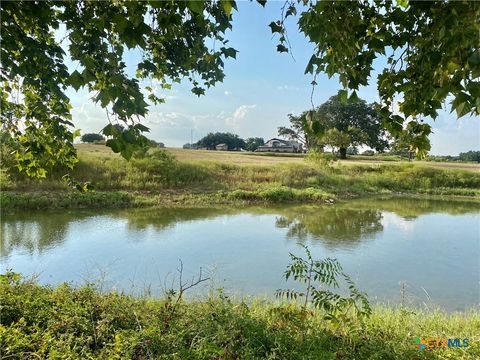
[275,207,383,249]
[0,211,89,258]
[347,197,480,218]
[2,197,477,257]
[116,207,234,233]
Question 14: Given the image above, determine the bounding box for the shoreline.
[2,188,480,212]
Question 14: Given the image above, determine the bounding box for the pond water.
[1,197,479,311]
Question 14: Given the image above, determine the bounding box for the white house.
[256,138,303,153]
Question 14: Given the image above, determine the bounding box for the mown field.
[78,144,480,170]
[2,144,480,211]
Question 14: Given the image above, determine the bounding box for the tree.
[312,95,388,159]
[270,1,480,157]
[459,151,480,163]
[321,128,351,158]
[196,132,246,150]
[80,133,104,143]
[244,137,264,152]
[1,1,238,177]
[278,112,323,150]
[390,128,416,161]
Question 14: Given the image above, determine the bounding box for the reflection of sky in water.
[381,212,415,232]
[1,199,479,311]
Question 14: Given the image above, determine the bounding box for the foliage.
[244,137,265,152]
[459,151,480,163]
[3,147,480,209]
[322,128,354,159]
[317,95,389,157]
[2,273,479,359]
[196,132,246,150]
[81,133,105,143]
[276,244,371,333]
[1,1,237,177]
[271,1,480,156]
[391,128,417,160]
[278,112,323,150]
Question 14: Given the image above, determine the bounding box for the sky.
[67,2,479,155]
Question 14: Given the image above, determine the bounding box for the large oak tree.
[271,0,480,157]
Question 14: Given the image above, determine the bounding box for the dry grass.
[74,144,480,171]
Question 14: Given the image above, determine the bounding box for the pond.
[1,197,479,311]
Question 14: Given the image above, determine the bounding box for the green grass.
[2,149,479,210]
[1,275,478,359]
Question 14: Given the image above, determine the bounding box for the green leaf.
[106,139,123,153]
[68,70,84,91]
[222,47,238,59]
[269,21,283,34]
[187,0,204,15]
[222,0,235,17]
[286,5,297,17]
[102,124,115,136]
[277,44,288,53]
[338,89,348,103]
[396,0,409,8]
[134,123,150,132]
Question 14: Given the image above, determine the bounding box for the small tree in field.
[244,137,264,152]
[81,133,104,143]
[322,127,368,159]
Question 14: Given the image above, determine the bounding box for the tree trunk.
[339,147,347,159]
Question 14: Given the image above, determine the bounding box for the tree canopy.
[1,0,238,177]
[244,137,265,152]
[278,113,323,151]
[196,132,246,150]
[271,0,480,157]
[81,133,104,143]
[317,95,389,155]
[286,95,388,158]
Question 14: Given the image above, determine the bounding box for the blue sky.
[68,2,479,155]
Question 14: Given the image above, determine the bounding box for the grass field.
[76,144,480,171]
[2,144,479,210]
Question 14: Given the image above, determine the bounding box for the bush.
[81,133,105,143]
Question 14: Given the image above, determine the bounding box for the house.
[256,138,303,153]
[215,143,228,151]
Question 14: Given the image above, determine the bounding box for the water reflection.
[275,208,383,248]
[1,197,478,258]
[1,211,87,257]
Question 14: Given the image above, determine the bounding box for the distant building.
[183,143,198,149]
[215,143,228,151]
[256,138,303,153]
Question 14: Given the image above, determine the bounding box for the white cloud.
[277,84,299,91]
[224,90,231,96]
[225,104,257,130]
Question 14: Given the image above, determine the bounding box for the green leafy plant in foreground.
[276,244,371,334]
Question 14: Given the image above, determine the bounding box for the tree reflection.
[275,207,383,249]
[1,211,90,258]
[1,197,478,257]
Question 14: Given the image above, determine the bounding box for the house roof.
[264,138,301,147]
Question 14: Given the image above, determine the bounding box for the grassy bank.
[1,274,478,359]
[2,146,479,210]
